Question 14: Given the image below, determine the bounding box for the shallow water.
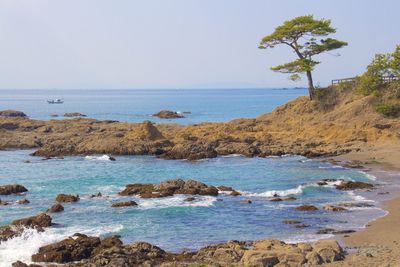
[0,88,307,124]
[0,150,385,266]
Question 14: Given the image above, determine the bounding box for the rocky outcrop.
[335,181,374,191]
[47,203,64,213]
[31,233,101,263]
[153,110,184,119]
[11,213,52,228]
[63,112,86,117]
[125,121,164,141]
[111,201,138,207]
[0,110,27,117]
[119,179,219,198]
[0,184,28,195]
[55,194,80,202]
[1,213,52,242]
[27,234,345,266]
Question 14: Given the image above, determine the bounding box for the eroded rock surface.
[0,184,28,195]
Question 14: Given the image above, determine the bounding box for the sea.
[0,88,387,266]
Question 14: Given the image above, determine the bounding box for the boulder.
[241,250,279,267]
[119,179,219,198]
[0,184,28,195]
[295,205,318,211]
[11,213,52,228]
[55,194,79,202]
[111,201,138,208]
[47,203,64,213]
[0,110,27,117]
[335,181,374,190]
[153,110,184,119]
[31,233,101,263]
[312,240,344,263]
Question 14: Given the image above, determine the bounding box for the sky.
[0,0,399,89]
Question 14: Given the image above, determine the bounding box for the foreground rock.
[0,213,52,242]
[0,110,27,117]
[0,184,28,195]
[29,234,345,266]
[119,179,219,198]
[55,194,80,202]
[153,110,184,119]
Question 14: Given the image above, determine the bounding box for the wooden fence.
[331,75,398,86]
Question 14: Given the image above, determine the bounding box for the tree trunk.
[306,71,315,100]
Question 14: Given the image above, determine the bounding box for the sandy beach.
[324,147,400,267]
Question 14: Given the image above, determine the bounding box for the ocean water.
[0,151,385,266]
[0,88,386,266]
[0,88,307,123]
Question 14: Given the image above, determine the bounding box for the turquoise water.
[0,150,384,265]
[0,88,307,124]
[0,89,386,265]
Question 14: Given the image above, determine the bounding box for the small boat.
[47,99,64,104]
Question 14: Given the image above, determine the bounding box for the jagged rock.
[217,185,241,196]
[111,201,138,207]
[31,233,101,263]
[312,240,344,263]
[47,203,64,213]
[125,121,164,141]
[0,184,28,195]
[323,205,347,212]
[295,205,318,211]
[90,192,102,198]
[0,110,27,117]
[63,112,86,117]
[11,213,52,228]
[335,181,374,190]
[153,110,184,119]
[55,194,80,202]
[119,179,219,198]
[17,199,30,205]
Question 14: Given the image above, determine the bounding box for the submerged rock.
[47,203,64,213]
[111,201,138,207]
[119,179,219,198]
[282,220,302,224]
[323,205,347,212]
[295,205,318,211]
[0,184,28,195]
[153,110,184,119]
[0,110,27,117]
[17,199,30,205]
[55,194,80,202]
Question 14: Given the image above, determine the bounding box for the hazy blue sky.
[0,0,399,89]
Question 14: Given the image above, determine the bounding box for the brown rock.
[295,205,318,211]
[47,203,64,213]
[282,220,301,225]
[17,199,30,205]
[241,250,279,267]
[312,240,344,263]
[0,110,27,117]
[111,201,138,207]
[153,110,184,119]
[31,233,101,263]
[230,190,241,196]
[11,213,52,228]
[63,112,86,117]
[335,181,374,191]
[55,194,79,202]
[323,205,347,212]
[0,184,28,195]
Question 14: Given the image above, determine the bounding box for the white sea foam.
[137,195,216,209]
[84,155,113,161]
[358,171,377,181]
[244,185,306,198]
[0,224,123,267]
